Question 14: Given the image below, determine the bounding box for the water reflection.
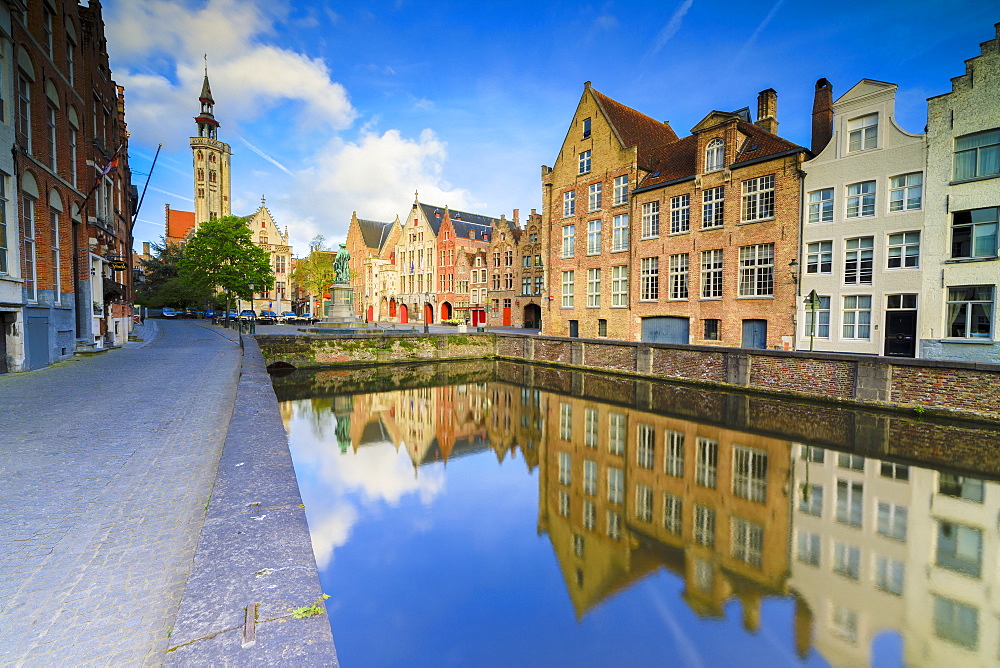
[274,363,999,667]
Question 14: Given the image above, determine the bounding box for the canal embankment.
[257,332,1000,424]
[165,334,338,665]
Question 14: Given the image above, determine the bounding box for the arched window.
[705,138,724,172]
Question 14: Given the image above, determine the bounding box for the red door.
[400,305,409,323]
[367,305,374,322]
[424,304,434,324]
[502,308,511,327]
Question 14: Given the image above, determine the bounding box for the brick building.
[485,213,521,328]
[344,211,396,321]
[3,0,135,372]
[542,83,808,348]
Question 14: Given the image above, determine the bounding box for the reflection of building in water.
[789,444,1000,664]
[485,385,547,472]
[538,393,792,622]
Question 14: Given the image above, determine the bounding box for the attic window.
[583,117,591,139]
[746,144,759,152]
[651,172,661,178]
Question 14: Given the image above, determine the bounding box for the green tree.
[179,216,273,312]
[136,238,212,308]
[292,249,337,305]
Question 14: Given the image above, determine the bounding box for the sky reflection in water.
[276,370,995,668]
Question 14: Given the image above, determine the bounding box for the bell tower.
[190,56,232,227]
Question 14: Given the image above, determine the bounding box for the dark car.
[204,309,217,319]
[279,311,297,324]
[258,310,277,324]
[239,310,256,320]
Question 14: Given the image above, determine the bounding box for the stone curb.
[164,335,339,666]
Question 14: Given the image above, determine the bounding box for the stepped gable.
[590,87,678,171]
[637,120,807,191]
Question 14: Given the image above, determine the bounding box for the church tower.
[190,61,232,227]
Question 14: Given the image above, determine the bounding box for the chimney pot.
[756,88,778,134]
[811,78,834,154]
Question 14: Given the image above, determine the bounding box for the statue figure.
[333,243,351,283]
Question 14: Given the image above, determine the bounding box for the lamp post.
[424,292,431,333]
[248,283,255,334]
[804,289,821,352]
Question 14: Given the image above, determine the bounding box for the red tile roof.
[636,120,807,191]
[591,88,678,171]
[166,209,195,244]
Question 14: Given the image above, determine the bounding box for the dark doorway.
[884,310,917,357]
[569,320,579,337]
[742,319,768,349]
[641,316,689,344]
[523,304,541,329]
[0,319,7,373]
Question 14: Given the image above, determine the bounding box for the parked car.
[279,311,297,324]
[161,307,178,318]
[239,310,256,320]
[300,312,315,323]
[204,309,217,319]
[227,310,240,319]
[258,310,277,324]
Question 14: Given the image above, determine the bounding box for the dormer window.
[705,139,724,172]
[848,113,878,152]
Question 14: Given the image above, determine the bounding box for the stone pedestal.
[317,283,364,330]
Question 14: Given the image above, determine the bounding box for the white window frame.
[842,295,872,339]
[804,295,831,338]
[641,201,660,238]
[561,225,575,259]
[586,219,601,255]
[887,231,920,269]
[613,175,629,206]
[663,493,682,534]
[741,174,775,222]
[607,467,623,505]
[738,243,774,297]
[608,412,625,455]
[668,253,688,300]
[807,188,833,223]
[670,194,690,234]
[561,270,574,308]
[705,138,724,172]
[848,113,878,152]
[636,483,653,523]
[946,286,993,339]
[588,183,602,212]
[836,478,864,526]
[640,256,658,301]
[806,240,832,274]
[846,181,876,218]
[583,459,597,496]
[579,150,591,174]
[695,437,718,488]
[844,236,874,284]
[665,430,684,477]
[562,190,575,217]
[694,503,715,547]
[700,249,723,298]
[951,207,998,259]
[611,266,628,307]
[21,194,36,301]
[954,128,1000,181]
[702,186,724,228]
[611,213,628,252]
[889,172,922,211]
[732,446,768,503]
[731,517,763,567]
[637,424,655,469]
[586,268,601,308]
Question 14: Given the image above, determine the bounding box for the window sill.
[699,297,723,301]
[949,173,1000,186]
[945,256,998,264]
[667,298,688,302]
[738,217,775,225]
[638,299,658,303]
[668,230,690,237]
[701,225,724,231]
[611,248,629,254]
[639,235,660,241]
[736,295,775,299]
[586,252,601,257]
[938,338,995,344]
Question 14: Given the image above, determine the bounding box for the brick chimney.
[811,78,834,153]
[755,88,778,134]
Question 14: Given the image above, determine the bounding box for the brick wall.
[748,356,856,398]
[651,347,726,382]
[582,341,635,372]
[890,366,1000,414]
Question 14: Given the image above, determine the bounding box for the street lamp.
[803,289,821,352]
[248,283,255,334]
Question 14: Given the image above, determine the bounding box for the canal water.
[272,361,999,667]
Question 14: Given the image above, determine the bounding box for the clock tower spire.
[190,56,232,227]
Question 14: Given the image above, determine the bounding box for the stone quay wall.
[257,333,1000,422]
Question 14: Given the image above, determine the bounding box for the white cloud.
[647,0,695,58]
[106,0,356,147]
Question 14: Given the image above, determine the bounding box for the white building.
[920,23,1000,362]
[796,79,925,356]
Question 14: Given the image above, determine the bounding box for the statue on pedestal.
[333,243,351,283]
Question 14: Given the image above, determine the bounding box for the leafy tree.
[136,238,212,308]
[292,249,337,305]
[178,216,273,312]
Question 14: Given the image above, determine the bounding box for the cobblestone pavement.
[0,320,242,665]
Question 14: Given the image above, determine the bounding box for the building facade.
[191,69,231,227]
[920,23,1000,362]
[345,211,395,321]
[4,0,134,372]
[795,79,926,356]
[241,198,291,314]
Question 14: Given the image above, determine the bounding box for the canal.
[272,361,999,667]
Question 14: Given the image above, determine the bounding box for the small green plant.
[292,594,330,619]
[913,406,927,415]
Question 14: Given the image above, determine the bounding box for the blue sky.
[105,1,999,256]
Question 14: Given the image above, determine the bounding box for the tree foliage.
[135,238,212,308]
[292,249,337,299]
[179,216,274,301]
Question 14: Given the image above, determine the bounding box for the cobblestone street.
[0,320,242,665]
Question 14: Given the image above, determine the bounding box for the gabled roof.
[166,207,195,242]
[635,121,807,192]
[357,218,394,251]
[590,86,678,171]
